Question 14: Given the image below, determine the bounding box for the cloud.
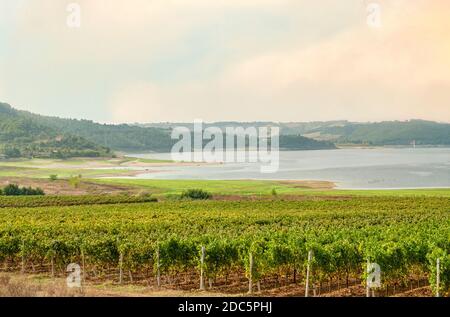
[225,0,450,88]
[109,0,450,123]
[3,0,450,123]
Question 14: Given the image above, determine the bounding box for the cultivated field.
[0,195,448,297]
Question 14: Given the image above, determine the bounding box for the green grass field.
[1,158,449,198]
[0,157,171,179]
[94,178,450,197]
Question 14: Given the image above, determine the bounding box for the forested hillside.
[2,103,336,154]
[0,103,110,158]
[1,101,447,159]
[26,114,173,152]
[144,120,450,146]
[311,120,450,145]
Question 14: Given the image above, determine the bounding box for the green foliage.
[278,135,336,150]
[319,120,450,145]
[0,196,447,291]
[69,175,81,188]
[180,189,212,200]
[1,184,45,196]
[1,103,449,157]
[0,102,111,158]
[0,102,336,154]
[3,147,21,158]
[427,248,450,296]
[0,194,157,208]
[49,174,58,181]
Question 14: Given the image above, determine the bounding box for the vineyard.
[0,196,449,296]
[0,194,157,208]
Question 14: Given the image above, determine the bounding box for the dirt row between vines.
[0,272,434,297]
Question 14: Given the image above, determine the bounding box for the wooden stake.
[248,253,253,294]
[156,247,161,288]
[119,252,123,284]
[129,270,133,283]
[21,240,25,274]
[366,260,370,297]
[305,253,312,297]
[81,250,86,284]
[51,256,55,277]
[436,258,440,297]
[305,250,312,297]
[200,246,205,290]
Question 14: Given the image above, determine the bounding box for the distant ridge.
[0,102,336,158]
[142,120,450,146]
[1,101,448,159]
[0,102,110,158]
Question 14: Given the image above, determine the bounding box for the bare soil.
[0,177,137,195]
[277,180,335,190]
[0,271,437,298]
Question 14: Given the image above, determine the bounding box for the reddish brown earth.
[0,177,137,195]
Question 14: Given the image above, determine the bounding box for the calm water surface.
[123,148,450,189]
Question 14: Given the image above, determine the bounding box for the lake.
[125,148,450,189]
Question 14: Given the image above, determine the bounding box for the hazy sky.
[0,0,449,123]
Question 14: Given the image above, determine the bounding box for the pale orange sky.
[0,0,449,123]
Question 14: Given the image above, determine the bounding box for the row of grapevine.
[0,194,156,208]
[1,231,448,295]
[0,197,448,295]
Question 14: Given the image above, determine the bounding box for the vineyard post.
[81,249,86,284]
[305,250,312,297]
[366,259,370,298]
[200,246,205,290]
[51,256,55,277]
[21,239,25,274]
[436,258,440,297]
[248,252,253,294]
[119,252,123,284]
[156,247,161,288]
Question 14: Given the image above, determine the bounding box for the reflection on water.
[123,148,450,189]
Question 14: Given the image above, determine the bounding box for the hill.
[1,102,447,158]
[24,114,173,152]
[144,120,450,146]
[4,103,336,153]
[0,103,110,158]
[0,103,335,158]
[306,120,450,145]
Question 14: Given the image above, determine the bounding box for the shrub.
[180,189,212,200]
[69,176,81,188]
[271,188,278,196]
[2,184,45,196]
[2,184,21,196]
[49,175,58,181]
